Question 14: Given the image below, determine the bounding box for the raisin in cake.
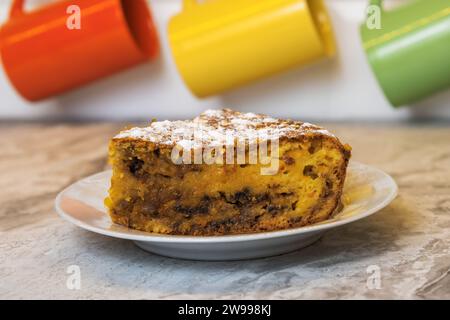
[105,109,351,235]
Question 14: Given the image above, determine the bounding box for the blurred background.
[1,0,449,121]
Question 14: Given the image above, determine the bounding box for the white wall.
[0,0,449,121]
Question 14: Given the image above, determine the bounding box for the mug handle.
[10,0,25,19]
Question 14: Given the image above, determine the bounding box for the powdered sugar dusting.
[114,109,336,147]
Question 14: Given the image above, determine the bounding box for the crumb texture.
[106,109,351,235]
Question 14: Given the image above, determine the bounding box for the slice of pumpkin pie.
[105,109,351,236]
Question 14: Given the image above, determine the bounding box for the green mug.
[360,0,450,107]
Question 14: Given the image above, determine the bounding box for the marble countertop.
[0,122,449,300]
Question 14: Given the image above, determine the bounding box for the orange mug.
[0,0,159,102]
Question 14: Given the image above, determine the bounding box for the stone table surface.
[0,122,449,300]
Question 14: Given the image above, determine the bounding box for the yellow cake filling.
[106,136,349,235]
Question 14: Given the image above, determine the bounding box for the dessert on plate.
[105,109,351,236]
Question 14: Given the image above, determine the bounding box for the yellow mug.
[168,0,335,98]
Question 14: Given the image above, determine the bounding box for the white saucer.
[55,162,397,261]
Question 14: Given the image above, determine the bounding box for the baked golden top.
[114,109,337,148]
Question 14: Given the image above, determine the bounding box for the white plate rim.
[55,162,398,244]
